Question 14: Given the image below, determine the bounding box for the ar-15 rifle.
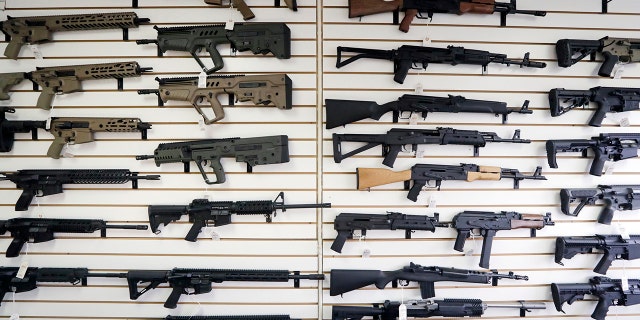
[0,267,122,306]
[336,44,546,84]
[27,61,152,110]
[556,37,640,77]
[0,107,152,158]
[0,218,148,257]
[330,212,448,253]
[332,299,546,320]
[148,192,330,241]
[136,135,289,185]
[107,268,324,309]
[330,262,528,298]
[552,276,640,320]
[549,87,640,127]
[357,163,546,201]
[0,72,27,100]
[555,234,640,275]
[560,185,640,224]
[333,127,529,167]
[452,211,554,268]
[325,95,531,129]
[204,0,297,20]
[138,74,292,124]
[1,12,149,59]
[0,169,160,211]
[137,23,291,74]
[546,133,640,176]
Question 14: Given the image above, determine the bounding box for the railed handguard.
[1,12,149,59]
[140,74,292,124]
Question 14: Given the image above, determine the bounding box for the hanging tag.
[62,143,75,158]
[465,233,474,256]
[428,194,437,208]
[362,248,371,258]
[617,223,631,240]
[45,117,52,130]
[622,274,630,291]
[415,144,427,159]
[9,314,19,320]
[210,230,221,241]
[201,192,210,200]
[16,261,29,279]
[422,35,431,46]
[414,82,423,94]
[28,44,43,60]
[604,162,616,175]
[409,113,419,125]
[225,19,235,30]
[612,66,625,79]
[619,117,630,127]
[198,71,207,88]
[198,118,207,131]
[398,303,408,320]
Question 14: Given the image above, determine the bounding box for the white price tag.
[361,248,371,258]
[198,118,206,131]
[604,162,616,175]
[617,223,631,240]
[409,113,419,125]
[398,303,408,320]
[613,66,625,79]
[28,44,43,60]
[211,230,221,241]
[225,20,235,30]
[414,82,423,94]
[619,117,630,127]
[622,274,630,292]
[45,117,52,130]
[415,145,427,159]
[62,143,75,158]
[198,71,207,88]
[16,261,29,279]
[9,314,19,320]
[422,35,431,46]
[428,194,437,208]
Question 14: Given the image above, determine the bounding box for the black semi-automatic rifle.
[332,299,546,320]
[556,36,640,77]
[149,192,330,241]
[549,87,640,127]
[1,12,149,59]
[560,185,640,224]
[137,23,291,74]
[325,95,531,129]
[546,133,640,176]
[330,212,448,253]
[452,211,554,268]
[555,234,640,274]
[333,127,529,167]
[330,262,528,297]
[552,276,640,320]
[136,135,289,185]
[0,169,160,211]
[336,45,546,84]
[357,163,546,201]
[0,218,148,257]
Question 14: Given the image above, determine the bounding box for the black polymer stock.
[336,44,546,84]
[560,185,640,224]
[137,23,291,74]
[555,234,640,274]
[325,94,531,129]
[546,133,640,176]
[331,299,546,320]
[149,192,331,241]
[333,127,529,167]
[329,262,528,298]
[549,87,640,127]
[0,218,148,257]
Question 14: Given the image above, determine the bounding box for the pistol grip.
[592,296,613,320]
[205,45,225,74]
[233,0,256,20]
[598,52,619,77]
[6,238,27,257]
[588,106,608,127]
[597,200,615,225]
[407,179,426,202]
[15,189,36,211]
[163,286,183,309]
[4,39,24,60]
[184,219,207,242]
[331,231,350,253]
[36,90,56,110]
[393,59,413,84]
[399,9,417,33]
[196,157,226,184]
[589,150,607,176]
[381,144,402,167]
[453,229,471,252]
[593,251,616,274]
[197,94,225,124]
[46,137,66,159]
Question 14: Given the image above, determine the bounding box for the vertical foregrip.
[163,286,183,309]
[598,52,619,77]
[589,150,607,176]
[184,219,207,242]
[597,202,615,225]
[419,281,435,298]
[407,180,426,202]
[453,230,471,252]
[6,238,27,257]
[593,252,615,274]
[591,296,613,320]
[330,231,349,253]
[15,189,36,211]
[588,106,608,127]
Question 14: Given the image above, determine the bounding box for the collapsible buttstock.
[356,168,411,190]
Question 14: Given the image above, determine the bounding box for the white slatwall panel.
[1,0,640,319]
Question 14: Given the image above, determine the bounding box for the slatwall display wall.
[0,0,639,319]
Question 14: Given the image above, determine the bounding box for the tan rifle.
[1,12,149,59]
[204,0,297,20]
[139,74,292,124]
[0,72,27,100]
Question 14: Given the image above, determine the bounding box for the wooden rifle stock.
[349,0,403,18]
[356,168,411,190]
[459,0,496,14]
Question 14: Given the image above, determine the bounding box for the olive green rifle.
[138,74,292,124]
[1,12,150,59]
[204,0,297,20]
[0,107,151,158]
